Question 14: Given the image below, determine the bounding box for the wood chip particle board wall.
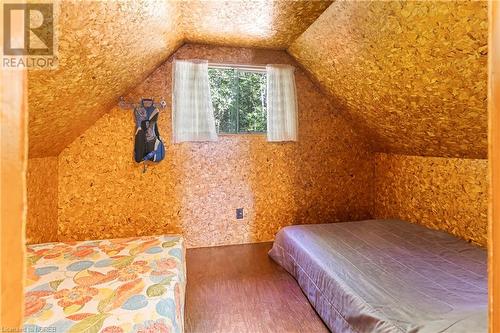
[28,0,184,158]
[289,1,488,158]
[27,0,332,158]
[374,153,488,246]
[56,44,374,248]
[26,157,58,244]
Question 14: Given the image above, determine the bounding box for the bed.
[24,235,185,333]
[269,219,487,333]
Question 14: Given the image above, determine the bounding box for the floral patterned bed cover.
[24,235,185,333]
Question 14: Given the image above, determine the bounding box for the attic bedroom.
[1,0,499,332]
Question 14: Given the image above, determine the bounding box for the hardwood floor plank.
[185,242,329,333]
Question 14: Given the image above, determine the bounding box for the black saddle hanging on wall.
[134,98,165,163]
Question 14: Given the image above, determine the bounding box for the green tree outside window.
[208,67,267,133]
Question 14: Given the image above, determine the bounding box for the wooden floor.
[185,242,329,333]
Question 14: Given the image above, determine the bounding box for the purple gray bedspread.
[268,219,487,333]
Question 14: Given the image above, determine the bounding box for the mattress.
[269,219,487,333]
[24,235,185,333]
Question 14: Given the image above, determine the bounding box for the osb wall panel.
[58,44,373,248]
[289,1,488,158]
[180,1,332,49]
[28,0,183,157]
[28,0,333,158]
[26,157,58,244]
[374,153,488,246]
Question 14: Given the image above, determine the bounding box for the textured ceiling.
[29,0,488,159]
[289,1,488,158]
[28,0,331,157]
[28,0,183,157]
[180,0,332,49]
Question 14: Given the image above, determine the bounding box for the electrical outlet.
[236,208,244,219]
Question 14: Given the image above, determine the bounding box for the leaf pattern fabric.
[24,235,185,333]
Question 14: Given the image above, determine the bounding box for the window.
[208,66,267,134]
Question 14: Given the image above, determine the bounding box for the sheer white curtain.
[266,64,298,142]
[172,59,217,143]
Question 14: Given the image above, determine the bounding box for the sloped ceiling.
[28,0,332,157]
[29,0,488,159]
[28,0,183,157]
[289,1,488,158]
